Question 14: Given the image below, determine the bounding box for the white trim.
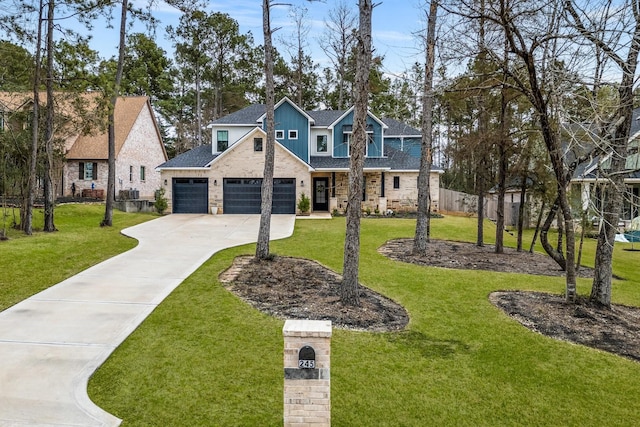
[275,129,285,139]
[155,167,210,172]
[288,129,298,140]
[257,96,315,124]
[327,106,388,130]
[209,127,315,172]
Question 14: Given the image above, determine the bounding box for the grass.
[0,204,157,311]
[86,215,640,426]
[4,207,640,425]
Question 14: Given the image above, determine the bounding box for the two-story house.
[157,97,443,214]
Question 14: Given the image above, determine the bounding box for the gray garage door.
[172,178,208,213]
[223,178,295,214]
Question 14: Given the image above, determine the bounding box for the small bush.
[154,187,168,214]
[297,192,310,213]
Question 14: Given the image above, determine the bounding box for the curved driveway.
[0,214,295,426]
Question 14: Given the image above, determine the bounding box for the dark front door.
[313,177,329,211]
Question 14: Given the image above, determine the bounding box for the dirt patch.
[219,256,409,332]
[378,238,594,278]
[378,238,639,362]
[220,239,639,362]
[490,291,640,362]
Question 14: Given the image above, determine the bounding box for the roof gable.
[211,126,312,171]
[327,106,387,130]
[65,96,150,160]
[257,96,315,124]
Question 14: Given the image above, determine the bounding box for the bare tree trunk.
[516,176,526,251]
[495,38,509,254]
[43,0,56,232]
[413,0,437,255]
[529,199,545,253]
[477,185,485,247]
[102,0,128,227]
[539,196,567,270]
[256,0,275,260]
[25,0,44,235]
[341,0,372,306]
[565,0,640,307]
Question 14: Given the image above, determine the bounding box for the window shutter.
[92,162,98,180]
[79,162,84,180]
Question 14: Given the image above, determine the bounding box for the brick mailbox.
[283,320,332,426]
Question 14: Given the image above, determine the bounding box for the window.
[129,165,133,182]
[275,130,284,139]
[288,130,298,140]
[79,162,97,180]
[254,137,263,152]
[316,135,327,152]
[393,176,400,189]
[140,166,146,181]
[217,130,229,152]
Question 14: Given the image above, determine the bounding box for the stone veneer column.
[283,320,332,427]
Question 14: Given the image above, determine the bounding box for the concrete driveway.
[0,214,295,426]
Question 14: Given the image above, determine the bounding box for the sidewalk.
[0,214,295,426]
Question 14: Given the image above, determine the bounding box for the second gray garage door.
[223,178,295,214]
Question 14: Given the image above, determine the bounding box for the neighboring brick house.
[0,92,167,200]
[63,96,167,200]
[157,97,443,214]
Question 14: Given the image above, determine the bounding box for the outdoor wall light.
[301,180,304,187]
[214,179,218,186]
[164,179,167,186]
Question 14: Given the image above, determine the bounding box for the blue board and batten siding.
[385,137,421,158]
[332,111,383,158]
[265,101,310,162]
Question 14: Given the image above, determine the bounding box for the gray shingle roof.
[382,117,421,136]
[310,147,441,171]
[157,144,218,168]
[211,104,265,125]
[209,104,421,137]
[307,110,346,127]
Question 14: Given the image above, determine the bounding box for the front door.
[313,177,329,211]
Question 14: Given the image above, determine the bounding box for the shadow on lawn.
[386,330,471,358]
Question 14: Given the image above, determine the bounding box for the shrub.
[154,187,168,214]
[297,192,310,214]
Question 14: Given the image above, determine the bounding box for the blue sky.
[89,0,428,76]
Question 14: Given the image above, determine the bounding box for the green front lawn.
[86,215,640,426]
[0,204,157,311]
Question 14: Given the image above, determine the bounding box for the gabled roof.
[157,144,218,169]
[65,96,152,160]
[382,117,421,136]
[257,97,315,124]
[0,92,165,161]
[0,92,33,111]
[210,127,313,171]
[210,104,265,125]
[326,105,388,130]
[208,99,418,136]
[307,110,345,127]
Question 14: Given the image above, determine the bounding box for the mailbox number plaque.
[298,345,316,369]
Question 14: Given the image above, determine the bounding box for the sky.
[87,0,429,77]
